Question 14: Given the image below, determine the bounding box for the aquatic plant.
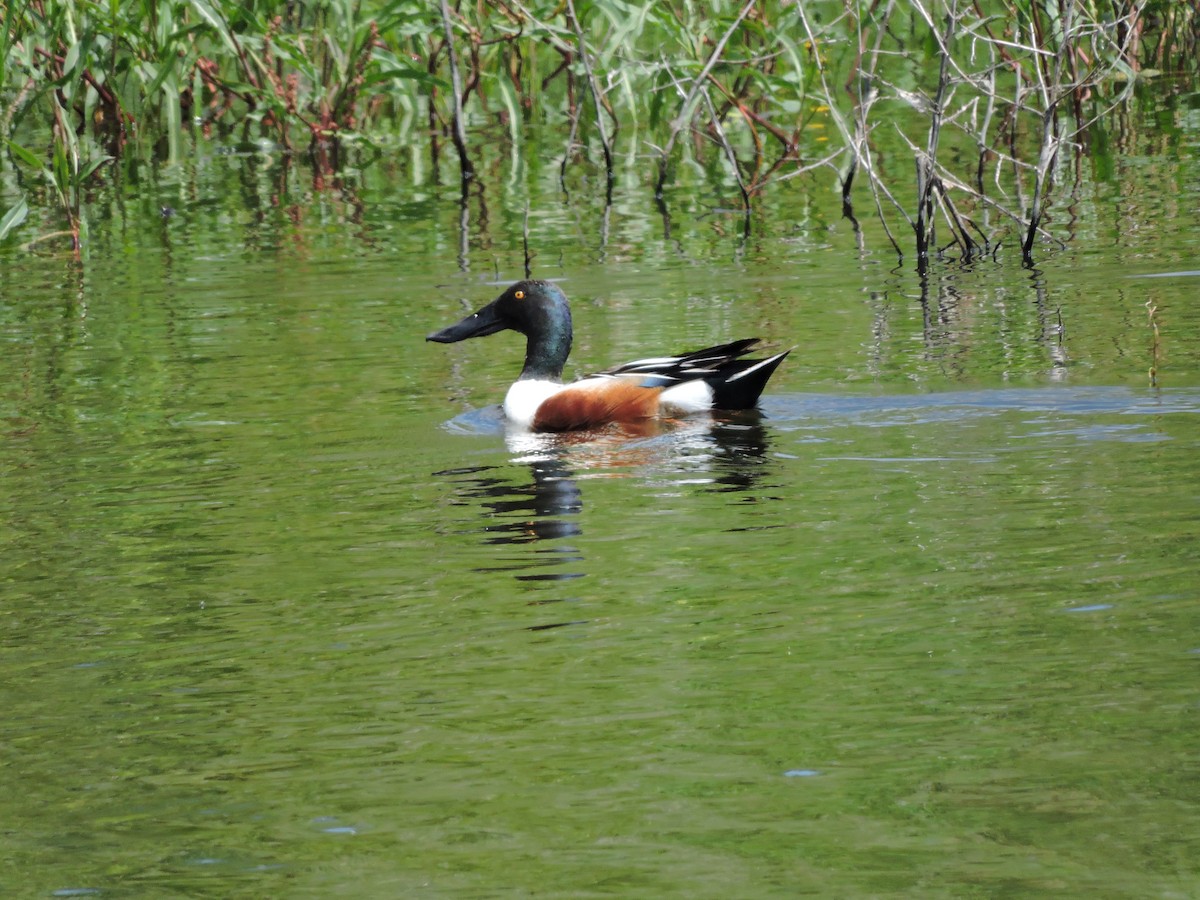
[0,0,1195,262]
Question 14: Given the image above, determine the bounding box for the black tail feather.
[707,348,791,410]
[599,338,790,410]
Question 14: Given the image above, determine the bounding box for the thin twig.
[564,0,613,196]
[913,0,959,272]
[655,0,756,198]
[522,204,533,278]
[701,87,750,216]
[1021,0,1074,264]
[438,0,475,184]
[800,0,904,256]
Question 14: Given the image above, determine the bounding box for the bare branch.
[655,0,756,198]
[565,0,613,194]
[437,0,474,184]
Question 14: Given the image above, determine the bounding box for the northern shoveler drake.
[427,280,790,432]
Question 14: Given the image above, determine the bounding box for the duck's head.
[427,280,573,381]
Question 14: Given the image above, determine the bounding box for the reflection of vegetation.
[0,1,1195,261]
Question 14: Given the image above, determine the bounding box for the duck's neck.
[519,306,572,382]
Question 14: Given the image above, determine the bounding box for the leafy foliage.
[0,0,1195,260]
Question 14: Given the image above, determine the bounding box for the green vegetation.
[1,0,1196,261]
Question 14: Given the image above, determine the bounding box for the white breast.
[503,379,567,428]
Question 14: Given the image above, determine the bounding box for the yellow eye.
[514,290,525,300]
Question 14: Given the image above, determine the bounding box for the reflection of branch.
[1146,299,1161,387]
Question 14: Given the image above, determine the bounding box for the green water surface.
[2,83,1199,899]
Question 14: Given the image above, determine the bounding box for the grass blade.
[0,195,29,240]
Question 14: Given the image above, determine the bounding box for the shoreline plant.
[1,0,1196,263]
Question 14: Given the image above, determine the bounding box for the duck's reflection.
[504,412,775,493]
[695,413,776,493]
[435,411,778,590]
[436,457,584,583]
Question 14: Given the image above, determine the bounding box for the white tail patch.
[659,379,714,415]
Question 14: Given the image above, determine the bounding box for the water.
[3,87,1200,897]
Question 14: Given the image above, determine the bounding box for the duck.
[426,280,790,432]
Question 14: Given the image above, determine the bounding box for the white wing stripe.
[727,351,788,381]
